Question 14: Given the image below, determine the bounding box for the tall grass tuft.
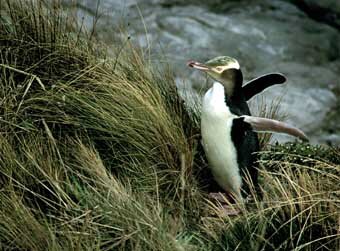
[0,1,339,250]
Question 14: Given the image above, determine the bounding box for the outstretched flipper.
[242,115,308,141]
[243,73,286,101]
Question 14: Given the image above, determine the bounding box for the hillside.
[0,1,339,250]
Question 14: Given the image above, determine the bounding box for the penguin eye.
[216,67,223,72]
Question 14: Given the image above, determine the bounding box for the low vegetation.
[0,1,339,250]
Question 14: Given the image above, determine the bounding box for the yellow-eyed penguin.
[187,56,287,199]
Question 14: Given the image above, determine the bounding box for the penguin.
[200,81,308,201]
[187,56,286,198]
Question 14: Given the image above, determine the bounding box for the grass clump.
[0,1,339,250]
[1,1,202,249]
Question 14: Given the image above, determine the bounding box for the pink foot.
[208,192,236,203]
[208,192,242,216]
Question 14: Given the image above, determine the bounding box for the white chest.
[201,83,242,197]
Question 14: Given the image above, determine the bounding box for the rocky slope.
[64,0,340,145]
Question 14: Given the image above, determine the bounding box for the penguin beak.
[187,60,210,71]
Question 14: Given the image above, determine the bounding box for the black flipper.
[242,73,286,101]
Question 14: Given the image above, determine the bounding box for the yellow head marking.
[205,56,240,72]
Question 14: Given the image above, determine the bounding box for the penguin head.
[187,56,243,97]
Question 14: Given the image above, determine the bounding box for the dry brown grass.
[0,1,339,250]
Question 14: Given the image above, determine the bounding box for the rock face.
[64,0,340,145]
[288,0,340,29]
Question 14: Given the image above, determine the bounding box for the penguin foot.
[208,192,236,203]
[208,193,242,216]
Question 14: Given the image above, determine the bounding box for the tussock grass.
[0,1,339,250]
[249,95,285,149]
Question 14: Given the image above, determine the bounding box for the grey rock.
[286,0,340,29]
[64,0,340,145]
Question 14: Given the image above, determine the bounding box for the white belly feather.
[201,82,242,199]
